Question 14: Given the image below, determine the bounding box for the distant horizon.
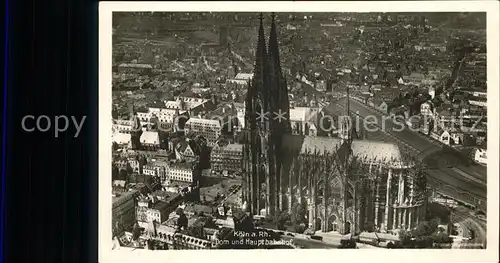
[112,12,486,29]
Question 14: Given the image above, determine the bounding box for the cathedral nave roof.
[281,134,404,165]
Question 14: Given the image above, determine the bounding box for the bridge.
[322,97,487,212]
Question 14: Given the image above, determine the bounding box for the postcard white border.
[99,2,500,263]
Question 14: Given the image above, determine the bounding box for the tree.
[276,210,289,230]
[432,231,453,246]
[294,224,307,234]
[412,217,440,237]
[426,203,451,223]
[402,217,447,248]
[399,229,412,247]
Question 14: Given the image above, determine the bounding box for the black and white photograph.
[99,1,499,261]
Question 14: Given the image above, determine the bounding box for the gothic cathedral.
[242,14,427,235]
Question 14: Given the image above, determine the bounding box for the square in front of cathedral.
[98,1,499,263]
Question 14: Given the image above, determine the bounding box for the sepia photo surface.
[99,2,499,263]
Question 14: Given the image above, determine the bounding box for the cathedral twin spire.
[242,13,290,216]
[246,13,290,132]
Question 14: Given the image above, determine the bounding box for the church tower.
[242,13,267,215]
[337,87,357,234]
[339,87,352,144]
[242,13,289,216]
[267,13,291,212]
[339,87,360,144]
[129,104,143,150]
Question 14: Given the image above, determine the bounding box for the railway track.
[451,210,486,248]
[426,169,486,211]
[322,98,487,211]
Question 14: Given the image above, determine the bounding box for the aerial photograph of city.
[109,11,487,250]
